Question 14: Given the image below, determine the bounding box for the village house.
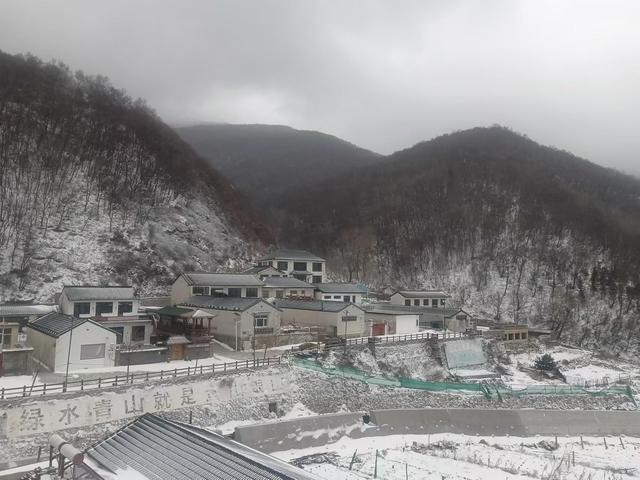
[390,290,450,307]
[261,276,315,299]
[175,296,282,350]
[242,264,287,279]
[362,304,421,336]
[171,273,264,304]
[26,312,118,372]
[274,299,365,339]
[314,282,368,304]
[59,286,152,346]
[256,248,327,283]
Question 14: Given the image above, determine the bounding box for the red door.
[372,324,385,336]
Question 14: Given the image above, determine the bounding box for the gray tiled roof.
[257,248,325,262]
[242,265,283,275]
[27,312,114,338]
[314,282,368,294]
[180,296,279,312]
[182,273,264,287]
[262,277,314,289]
[0,304,57,316]
[364,303,466,317]
[86,414,316,480]
[393,290,450,299]
[274,299,362,313]
[62,286,135,301]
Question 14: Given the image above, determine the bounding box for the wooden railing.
[0,356,283,400]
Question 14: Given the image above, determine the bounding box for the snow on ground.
[561,365,627,386]
[273,433,640,479]
[211,401,317,435]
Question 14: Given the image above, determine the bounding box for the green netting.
[292,357,636,403]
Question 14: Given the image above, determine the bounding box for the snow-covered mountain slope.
[0,51,270,302]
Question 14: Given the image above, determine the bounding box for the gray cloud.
[1,0,638,174]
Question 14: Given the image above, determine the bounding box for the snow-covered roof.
[257,248,325,262]
[181,273,264,287]
[274,299,362,313]
[85,413,316,480]
[314,282,368,294]
[62,285,136,301]
[180,296,280,312]
[0,304,58,316]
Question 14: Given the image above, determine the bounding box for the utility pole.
[64,316,74,391]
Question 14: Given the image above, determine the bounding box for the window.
[80,343,105,360]
[95,302,113,316]
[73,302,90,316]
[212,288,225,298]
[192,286,210,296]
[431,299,438,307]
[290,290,297,296]
[118,302,133,316]
[131,325,145,342]
[262,289,270,298]
[333,295,341,299]
[275,290,284,299]
[423,299,429,306]
[312,275,322,284]
[293,274,307,281]
[246,288,258,298]
[404,300,410,306]
[1,328,12,347]
[414,299,420,306]
[352,296,356,303]
[111,327,124,344]
[343,295,351,302]
[277,261,288,271]
[323,295,331,300]
[293,262,307,272]
[254,315,268,327]
[312,262,323,272]
[227,288,241,298]
[440,299,446,306]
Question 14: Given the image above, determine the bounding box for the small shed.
[26,312,118,372]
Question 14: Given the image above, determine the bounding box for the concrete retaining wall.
[234,412,370,452]
[370,408,640,436]
[235,408,640,453]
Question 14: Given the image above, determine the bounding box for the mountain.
[0,51,271,302]
[277,126,640,352]
[176,123,381,206]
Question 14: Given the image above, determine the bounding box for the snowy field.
[273,433,640,479]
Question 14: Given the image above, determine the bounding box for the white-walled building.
[59,286,152,345]
[314,283,368,304]
[171,273,264,305]
[177,296,282,350]
[262,277,315,299]
[274,299,365,338]
[390,290,450,308]
[362,305,420,336]
[256,249,327,283]
[26,312,117,372]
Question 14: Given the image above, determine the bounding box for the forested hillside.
[176,123,380,206]
[0,51,270,302]
[278,127,640,352]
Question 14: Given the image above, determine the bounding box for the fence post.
[23,385,26,397]
[200,365,203,374]
[160,370,163,380]
[1,387,4,399]
[98,378,101,389]
[115,375,118,386]
[187,367,190,376]
[146,372,149,381]
[81,379,84,391]
[174,368,177,377]
[43,384,46,395]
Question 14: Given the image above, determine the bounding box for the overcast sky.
[1,0,638,174]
